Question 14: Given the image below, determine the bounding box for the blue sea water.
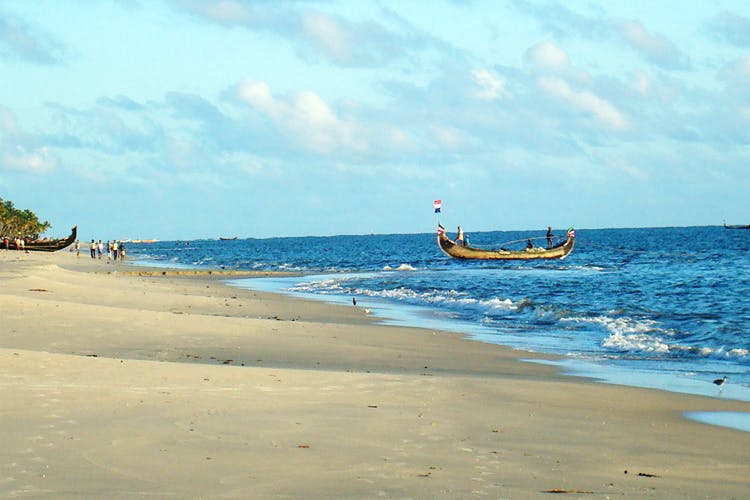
[128,226,750,417]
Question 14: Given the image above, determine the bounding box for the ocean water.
[128,226,750,413]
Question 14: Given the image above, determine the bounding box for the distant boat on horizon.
[219,236,238,241]
[723,221,750,230]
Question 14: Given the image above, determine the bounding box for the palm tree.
[0,197,51,239]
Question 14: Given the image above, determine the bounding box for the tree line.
[0,197,51,239]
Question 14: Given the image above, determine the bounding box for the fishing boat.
[219,236,238,241]
[723,222,750,230]
[437,225,575,260]
[3,226,77,252]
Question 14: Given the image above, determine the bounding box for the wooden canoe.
[723,222,750,230]
[3,226,77,252]
[437,227,575,260]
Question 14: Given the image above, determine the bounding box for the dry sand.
[1,250,749,498]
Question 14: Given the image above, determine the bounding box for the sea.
[127,225,750,431]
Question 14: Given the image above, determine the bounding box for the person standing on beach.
[90,239,96,258]
[106,241,112,262]
[97,240,103,259]
[75,240,80,257]
[111,240,119,261]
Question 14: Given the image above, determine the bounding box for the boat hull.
[3,226,77,252]
[437,229,575,260]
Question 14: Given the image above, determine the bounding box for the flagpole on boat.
[433,199,443,233]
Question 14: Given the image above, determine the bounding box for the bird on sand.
[713,376,727,390]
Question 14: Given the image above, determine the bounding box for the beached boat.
[723,222,750,230]
[3,226,77,252]
[437,226,575,260]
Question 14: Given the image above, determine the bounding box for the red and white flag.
[433,199,442,213]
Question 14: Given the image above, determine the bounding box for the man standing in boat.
[456,226,465,246]
[546,227,553,248]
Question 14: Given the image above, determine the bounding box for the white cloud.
[294,91,338,129]
[164,136,197,169]
[2,145,57,174]
[237,80,281,120]
[526,41,571,72]
[385,127,417,152]
[472,69,510,101]
[236,79,367,154]
[0,106,56,174]
[237,163,263,176]
[291,91,343,152]
[175,0,256,26]
[619,21,657,50]
[175,1,416,67]
[431,125,468,151]
[539,77,630,131]
[616,20,689,70]
[302,12,351,63]
[633,71,651,95]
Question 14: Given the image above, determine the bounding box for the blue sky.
[1,0,749,240]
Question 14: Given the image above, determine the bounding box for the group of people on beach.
[72,239,126,262]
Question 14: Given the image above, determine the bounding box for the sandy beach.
[1,250,749,498]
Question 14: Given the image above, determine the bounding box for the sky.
[1,0,749,240]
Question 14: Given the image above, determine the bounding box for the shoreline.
[226,271,750,407]
[2,250,750,497]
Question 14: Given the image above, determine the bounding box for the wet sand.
[1,250,749,498]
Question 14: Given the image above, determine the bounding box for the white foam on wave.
[345,289,517,332]
[482,297,516,310]
[569,264,609,272]
[562,316,749,359]
[707,347,750,358]
[563,316,673,353]
[290,277,343,294]
[383,264,417,271]
[278,262,304,271]
[291,276,517,315]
